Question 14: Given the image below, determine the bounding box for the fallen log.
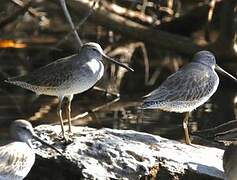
[49,0,237,61]
[27,125,225,180]
[50,0,203,55]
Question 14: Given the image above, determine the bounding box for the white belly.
[0,142,35,180]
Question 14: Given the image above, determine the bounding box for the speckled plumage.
[5,43,105,141]
[142,51,237,144]
[0,142,35,180]
[5,42,132,141]
[0,120,61,180]
[143,58,219,112]
[6,47,104,97]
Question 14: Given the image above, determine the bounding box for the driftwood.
[26,125,225,180]
[1,0,236,60]
[0,1,32,28]
[49,0,235,61]
[57,0,203,55]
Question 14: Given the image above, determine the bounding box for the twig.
[89,97,120,113]
[56,0,98,48]
[104,42,149,87]
[65,0,202,55]
[11,0,41,17]
[93,86,120,98]
[141,0,148,14]
[59,0,83,48]
[146,66,161,86]
[204,0,217,42]
[137,43,149,85]
[29,98,59,121]
[70,96,120,121]
[77,0,99,30]
[51,96,120,124]
[101,1,160,26]
[0,1,31,28]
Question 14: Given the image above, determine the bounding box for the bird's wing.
[144,64,216,103]
[0,142,35,179]
[7,54,80,87]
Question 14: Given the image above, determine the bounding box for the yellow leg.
[66,95,73,133]
[183,112,191,145]
[57,96,66,139]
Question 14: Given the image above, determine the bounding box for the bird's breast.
[86,59,104,80]
[61,59,104,95]
[0,142,35,180]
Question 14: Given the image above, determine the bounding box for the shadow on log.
[26,125,225,179]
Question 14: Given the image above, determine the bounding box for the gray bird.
[223,142,237,180]
[5,42,133,142]
[0,119,62,180]
[142,51,237,145]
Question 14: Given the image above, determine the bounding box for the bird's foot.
[186,143,199,148]
[67,129,74,136]
[55,133,73,145]
[184,139,198,148]
[63,136,73,145]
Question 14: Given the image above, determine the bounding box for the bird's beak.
[102,53,134,72]
[215,65,237,82]
[32,134,63,156]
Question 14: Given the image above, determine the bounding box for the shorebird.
[223,142,237,180]
[142,51,237,145]
[0,119,62,180]
[5,42,133,142]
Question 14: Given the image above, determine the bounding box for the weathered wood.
[57,0,203,55]
[27,125,225,180]
[49,0,237,61]
[0,2,32,29]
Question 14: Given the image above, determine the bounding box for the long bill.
[103,54,134,72]
[215,65,237,82]
[32,134,63,156]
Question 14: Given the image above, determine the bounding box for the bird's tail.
[5,79,30,90]
[141,100,159,109]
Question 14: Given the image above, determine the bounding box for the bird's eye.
[21,126,28,131]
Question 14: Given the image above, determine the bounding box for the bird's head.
[81,42,134,72]
[193,50,216,68]
[81,42,104,59]
[193,50,237,82]
[10,120,63,155]
[10,119,35,145]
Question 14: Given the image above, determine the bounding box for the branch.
[55,0,98,48]
[99,1,223,37]
[101,1,160,26]
[59,0,83,48]
[157,2,211,36]
[0,1,31,29]
[204,0,217,42]
[65,0,202,55]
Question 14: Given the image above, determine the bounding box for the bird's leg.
[57,96,66,141]
[136,108,144,131]
[183,112,191,145]
[66,95,73,134]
